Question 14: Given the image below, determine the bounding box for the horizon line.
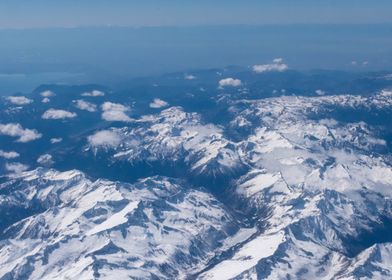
[1,22,392,31]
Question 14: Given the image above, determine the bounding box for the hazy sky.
[1,0,392,95]
[1,0,392,28]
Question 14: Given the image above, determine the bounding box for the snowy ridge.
[90,107,245,178]
[196,91,392,279]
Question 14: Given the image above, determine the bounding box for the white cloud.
[42,97,50,103]
[0,123,42,142]
[351,60,369,67]
[381,90,392,97]
[0,150,20,159]
[88,130,121,148]
[316,89,325,96]
[184,74,196,80]
[149,98,169,108]
[50,137,63,144]
[40,90,55,97]
[7,96,33,105]
[218,78,242,88]
[73,99,97,112]
[101,102,128,112]
[383,74,392,81]
[37,154,54,165]
[101,102,132,122]
[252,58,288,73]
[5,162,29,174]
[42,109,77,120]
[82,90,105,97]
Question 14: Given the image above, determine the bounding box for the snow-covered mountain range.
[1,69,392,279]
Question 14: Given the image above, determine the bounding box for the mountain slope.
[0,169,239,279]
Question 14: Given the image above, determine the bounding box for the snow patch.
[87,201,139,235]
[199,231,285,280]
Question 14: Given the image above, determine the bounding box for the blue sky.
[1,0,392,28]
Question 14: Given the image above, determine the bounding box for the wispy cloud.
[88,130,121,148]
[42,109,77,120]
[50,137,63,144]
[219,78,242,88]
[5,162,29,174]
[82,90,105,97]
[252,58,288,73]
[37,154,54,165]
[73,99,97,112]
[351,60,369,67]
[40,90,55,97]
[184,74,197,80]
[149,98,169,108]
[101,102,132,122]
[6,96,33,105]
[0,150,20,159]
[0,123,42,142]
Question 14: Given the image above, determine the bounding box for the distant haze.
[1,1,392,29]
[0,24,392,94]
